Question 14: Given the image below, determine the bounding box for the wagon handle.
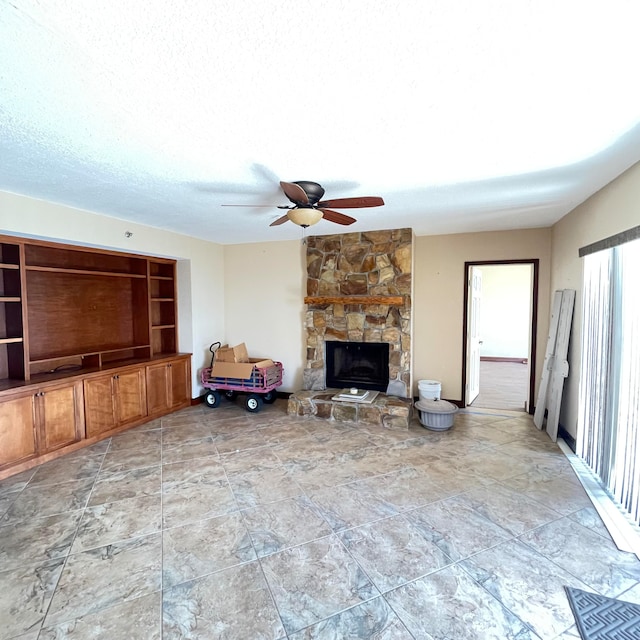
[209,341,222,368]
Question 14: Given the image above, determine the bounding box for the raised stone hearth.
[288,389,413,430]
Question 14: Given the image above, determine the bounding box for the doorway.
[462,260,539,412]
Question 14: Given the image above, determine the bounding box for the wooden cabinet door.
[37,382,83,452]
[146,362,170,415]
[84,375,117,438]
[169,357,190,408]
[0,393,36,468]
[115,368,147,424]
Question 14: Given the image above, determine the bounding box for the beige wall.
[11,161,638,418]
[0,191,225,397]
[223,240,306,391]
[413,229,552,402]
[1,190,556,401]
[223,230,553,400]
[551,160,640,438]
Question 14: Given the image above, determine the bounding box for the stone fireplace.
[302,228,413,394]
[288,229,414,430]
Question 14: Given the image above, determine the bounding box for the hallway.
[470,360,529,411]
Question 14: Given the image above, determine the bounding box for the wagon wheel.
[203,390,222,409]
[223,390,238,401]
[245,394,264,413]
[262,389,278,404]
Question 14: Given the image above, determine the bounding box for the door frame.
[461,259,539,413]
[467,266,483,405]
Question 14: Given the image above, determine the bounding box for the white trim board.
[558,438,640,560]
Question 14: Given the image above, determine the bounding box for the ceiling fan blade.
[320,209,357,225]
[280,181,309,204]
[221,204,278,207]
[269,214,291,226]
[317,196,384,209]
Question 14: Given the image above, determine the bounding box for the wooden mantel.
[304,295,405,306]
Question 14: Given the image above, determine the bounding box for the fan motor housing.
[293,181,325,205]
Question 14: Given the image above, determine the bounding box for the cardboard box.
[211,358,275,380]
[215,348,235,363]
[215,342,249,363]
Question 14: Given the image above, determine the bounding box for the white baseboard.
[558,438,640,560]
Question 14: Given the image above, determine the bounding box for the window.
[578,235,640,525]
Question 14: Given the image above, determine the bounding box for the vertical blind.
[578,237,640,525]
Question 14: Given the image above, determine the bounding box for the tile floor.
[2,399,640,639]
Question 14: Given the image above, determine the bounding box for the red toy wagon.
[201,342,283,413]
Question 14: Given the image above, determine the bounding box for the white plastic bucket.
[418,379,441,401]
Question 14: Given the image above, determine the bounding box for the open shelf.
[0,342,25,381]
[1,268,21,299]
[149,261,174,278]
[150,299,176,328]
[0,242,25,382]
[29,344,152,365]
[26,265,147,279]
[0,244,20,267]
[100,346,152,365]
[25,269,150,366]
[148,260,176,357]
[0,234,180,384]
[152,327,176,355]
[25,244,147,275]
[28,345,152,377]
[0,301,24,342]
[150,278,174,299]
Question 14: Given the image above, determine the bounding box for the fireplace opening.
[325,341,390,392]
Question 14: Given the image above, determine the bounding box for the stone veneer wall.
[303,228,412,395]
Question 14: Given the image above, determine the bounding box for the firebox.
[325,341,390,392]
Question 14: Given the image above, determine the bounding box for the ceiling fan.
[222,181,384,227]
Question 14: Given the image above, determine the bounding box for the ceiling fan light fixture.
[287,206,323,227]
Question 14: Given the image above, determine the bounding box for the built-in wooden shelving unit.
[0,237,182,381]
[0,234,191,480]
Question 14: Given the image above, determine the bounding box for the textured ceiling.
[1,1,640,244]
